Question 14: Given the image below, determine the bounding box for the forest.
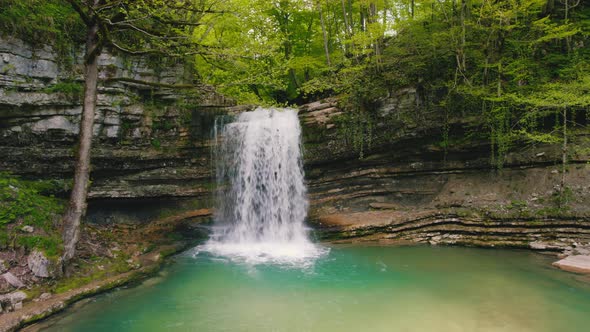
[2,0,588,159]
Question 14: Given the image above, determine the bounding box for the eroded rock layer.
[0,36,235,203]
[300,95,590,251]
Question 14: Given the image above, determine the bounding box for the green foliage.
[16,235,62,258]
[552,186,574,209]
[150,137,162,149]
[334,110,375,159]
[0,173,65,257]
[44,80,83,100]
[187,0,588,168]
[0,172,65,227]
[0,0,84,69]
[1,0,588,169]
[152,118,176,131]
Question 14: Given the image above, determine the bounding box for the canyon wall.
[0,36,236,221]
[300,93,590,253]
[1,36,590,253]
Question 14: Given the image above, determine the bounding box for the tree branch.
[66,0,92,26]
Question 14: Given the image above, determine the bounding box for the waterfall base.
[198,241,327,267]
[204,107,326,266]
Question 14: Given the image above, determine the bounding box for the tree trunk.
[62,20,100,264]
[544,0,555,15]
[560,106,568,207]
[460,0,467,73]
[341,0,350,36]
[347,0,354,35]
[341,0,351,56]
[497,62,502,97]
[318,1,331,66]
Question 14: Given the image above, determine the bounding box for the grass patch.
[0,172,65,256]
[16,235,62,258]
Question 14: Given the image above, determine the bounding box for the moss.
[150,137,162,149]
[43,81,83,100]
[0,0,84,70]
[52,254,132,294]
[152,118,176,131]
[16,235,62,258]
[0,172,65,227]
[0,172,65,257]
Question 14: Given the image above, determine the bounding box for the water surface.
[42,246,590,332]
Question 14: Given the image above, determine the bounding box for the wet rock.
[2,272,24,288]
[369,202,397,210]
[553,255,590,274]
[429,235,442,245]
[530,241,548,250]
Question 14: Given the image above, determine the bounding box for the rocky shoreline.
[2,209,590,331]
[0,243,183,332]
[0,209,211,332]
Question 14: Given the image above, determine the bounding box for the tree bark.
[341,0,350,36]
[347,0,354,35]
[460,0,467,73]
[318,1,331,66]
[62,18,101,264]
[560,106,568,208]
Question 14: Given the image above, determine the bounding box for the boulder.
[553,255,590,274]
[27,250,61,278]
[2,272,24,288]
[0,290,27,312]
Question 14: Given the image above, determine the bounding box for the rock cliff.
[2,36,590,253]
[300,93,590,252]
[0,36,235,217]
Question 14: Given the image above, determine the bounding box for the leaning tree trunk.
[62,20,100,264]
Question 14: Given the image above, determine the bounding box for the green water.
[42,246,590,332]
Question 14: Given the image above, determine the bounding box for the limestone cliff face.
[0,36,234,202]
[300,93,590,252]
[2,37,590,252]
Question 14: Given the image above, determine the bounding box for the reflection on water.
[41,246,590,332]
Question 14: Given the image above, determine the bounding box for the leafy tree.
[62,0,224,265]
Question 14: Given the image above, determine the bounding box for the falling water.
[200,107,325,265]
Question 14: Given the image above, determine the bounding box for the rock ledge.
[553,255,590,274]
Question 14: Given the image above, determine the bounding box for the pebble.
[21,225,34,233]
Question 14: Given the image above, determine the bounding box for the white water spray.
[200,108,325,265]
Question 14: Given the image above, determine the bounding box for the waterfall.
[200,107,325,265]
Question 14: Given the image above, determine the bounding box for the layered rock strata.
[0,36,235,204]
[300,95,590,252]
